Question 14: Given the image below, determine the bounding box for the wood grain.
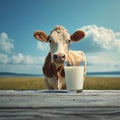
[0,90,120,120]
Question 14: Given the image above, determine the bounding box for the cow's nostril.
[53,54,58,60]
[61,55,65,59]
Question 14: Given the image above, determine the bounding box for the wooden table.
[0,90,120,120]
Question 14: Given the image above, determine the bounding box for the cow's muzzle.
[53,53,66,63]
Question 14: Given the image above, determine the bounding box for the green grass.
[0,77,120,90]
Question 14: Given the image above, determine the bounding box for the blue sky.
[0,0,120,74]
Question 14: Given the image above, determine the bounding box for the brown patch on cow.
[43,52,65,79]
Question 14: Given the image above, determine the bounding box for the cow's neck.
[52,61,63,71]
[54,62,62,69]
[47,52,65,77]
[48,52,63,71]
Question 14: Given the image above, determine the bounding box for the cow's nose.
[53,53,66,63]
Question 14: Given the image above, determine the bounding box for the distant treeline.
[0,71,120,77]
[0,72,43,77]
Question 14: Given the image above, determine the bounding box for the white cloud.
[0,32,8,40]
[76,25,120,72]
[0,32,46,74]
[0,32,45,65]
[87,53,120,72]
[0,52,45,74]
[0,32,14,54]
[23,55,35,64]
[0,53,9,64]
[87,52,120,65]
[37,41,49,51]
[79,25,120,52]
[12,53,24,64]
[0,53,45,65]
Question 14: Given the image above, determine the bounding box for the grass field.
[0,77,120,90]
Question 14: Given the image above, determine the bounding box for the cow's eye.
[66,39,71,44]
[68,39,71,43]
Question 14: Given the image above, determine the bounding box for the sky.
[0,0,120,74]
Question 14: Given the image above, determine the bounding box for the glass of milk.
[65,65,85,93]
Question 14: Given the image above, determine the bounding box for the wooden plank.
[0,90,120,107]
[0,106,120,120]
[0,90,120,120]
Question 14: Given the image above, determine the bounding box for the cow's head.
[34,26,85,65]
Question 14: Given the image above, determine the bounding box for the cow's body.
[34,26,86,90]
[43,50,86,89]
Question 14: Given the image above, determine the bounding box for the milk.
[65,66,84,93]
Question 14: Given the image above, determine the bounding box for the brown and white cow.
[34,26,86,90]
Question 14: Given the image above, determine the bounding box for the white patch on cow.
[48,26,70,62]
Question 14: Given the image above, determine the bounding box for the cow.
[34,26,86,90]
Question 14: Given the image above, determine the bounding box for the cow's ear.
[34,30,48,42]
[70,30,85,42]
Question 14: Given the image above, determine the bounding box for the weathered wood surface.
[0,90,120,120]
